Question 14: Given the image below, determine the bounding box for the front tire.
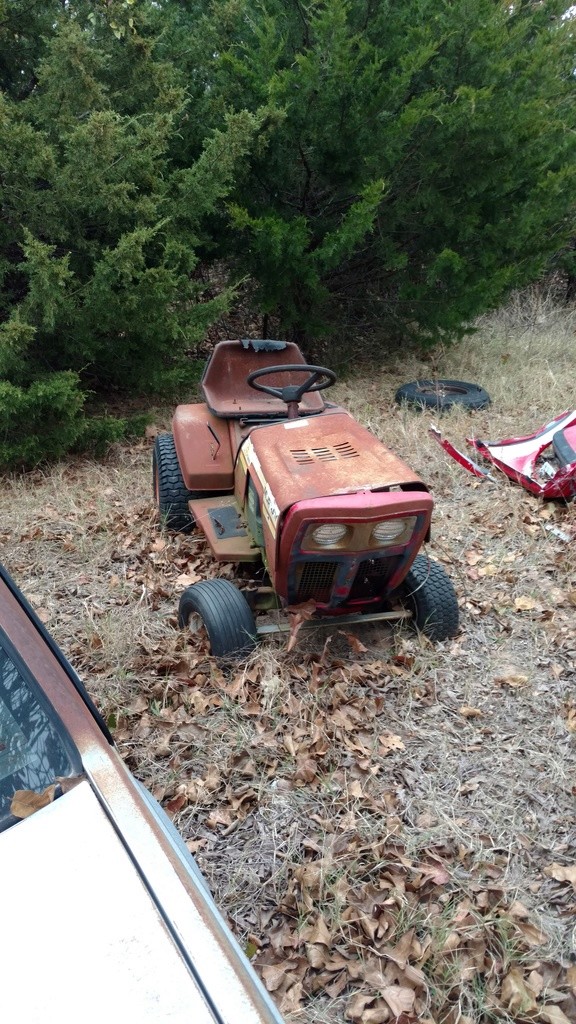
[178,579,258,658]
[397,554,459,641]
[153,433,197,533]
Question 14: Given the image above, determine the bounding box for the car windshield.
[0,636,81,830]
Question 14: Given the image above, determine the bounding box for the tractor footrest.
[189,496,261,562]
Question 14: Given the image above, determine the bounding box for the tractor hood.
[244,411,427,516]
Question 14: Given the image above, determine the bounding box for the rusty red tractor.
[153,340,459,657]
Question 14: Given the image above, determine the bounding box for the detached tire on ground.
[153,433,198,533]
[178,579,258,658]
[395,379,491,411]
[397,554,459,641]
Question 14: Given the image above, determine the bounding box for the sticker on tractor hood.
[283,419,309,430]
[262,483,281,535]
[240,438,280,536]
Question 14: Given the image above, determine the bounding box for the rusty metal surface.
[201,340,325,418]
[0,574,283,1024]
[256,608,412,634]
[248,411,428,515]
[173,404,235,491]
[189,495,261,561]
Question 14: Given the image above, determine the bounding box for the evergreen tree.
[1,0,575,465]
[0,0,258,464]
[178,0,576,345]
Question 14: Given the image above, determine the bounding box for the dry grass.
[1,291,576,1023]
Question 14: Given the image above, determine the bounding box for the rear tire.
[397,554,459,641]
[153,433,198,533]
[178,579,258,658]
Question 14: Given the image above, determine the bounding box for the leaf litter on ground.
[1,300,576,1021]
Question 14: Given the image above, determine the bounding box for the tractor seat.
[201,339,326,419]
[552,423,576,467]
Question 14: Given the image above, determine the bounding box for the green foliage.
[0,0,258,466]
[0,372,85,467]
[184,0,576,344]
[1,0,575,466]
[77,411,152,457]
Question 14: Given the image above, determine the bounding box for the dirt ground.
[1,294,575,1023]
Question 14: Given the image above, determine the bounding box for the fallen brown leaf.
[465,550,483,565]
[514,918,549,947]
[493,665,529,688]
[543,862,576,890]
[415,860,451,885]
[514,595,539,611]
[164,789,187,815]
[565,707,576,733]
[293,755,318,783]
[381,984,416,1017]
[301,914,332,946]
[525,970,544,998]
[286,599,317,652]
[501,967,537,1015]
[340,630,368,653]
[345,993,389,1023]
[10,785,57,819]
[538,1006,573,1024]
[379,732,405,755]
[175,571,201,587]
[261,963,292,993]
[478,562,498,577]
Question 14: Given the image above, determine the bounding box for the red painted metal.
[276,490,433,606]
[428,427,495,480]
[433,410,576,500]
[167,340,457,626]
[247,411,428,513]
[201,340,325,418]
[173,404,235,491]
[240,411,430,587]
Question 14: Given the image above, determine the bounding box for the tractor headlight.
[310,523,350,547]
[371,516,416,546]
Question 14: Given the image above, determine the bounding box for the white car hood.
[2,781,216,1023]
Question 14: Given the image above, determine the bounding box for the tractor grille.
[290,442,359,464]
[349,557,393,601]
[295,561,338,602]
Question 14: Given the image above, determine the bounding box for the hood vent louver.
[290,441,360,464]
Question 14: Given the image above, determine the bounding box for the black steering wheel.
[246,364,336,409]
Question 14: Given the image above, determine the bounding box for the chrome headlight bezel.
[370,516,417,547]
[309,523,351,547]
